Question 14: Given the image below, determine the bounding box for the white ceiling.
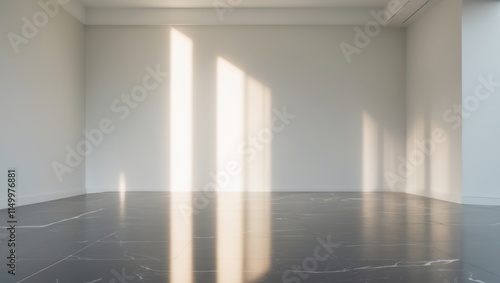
[70,0,435,26]
[78,0,390,9]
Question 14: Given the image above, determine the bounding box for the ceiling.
[78,0,391,9]
[68,0,435,26]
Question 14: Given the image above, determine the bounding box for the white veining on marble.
[17,232,117,283]
[307,197,337,202]
[468,272,486,283]
[84,278,103,283]
[342,243,431,248]
[0,209,105,229]
[287,259,460,274]
[115,235,162,261]
[274,195,297,201]
[139,265,169,274]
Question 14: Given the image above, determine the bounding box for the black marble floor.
[1,192,499,283]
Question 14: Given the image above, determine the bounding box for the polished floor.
[1,192,500,283]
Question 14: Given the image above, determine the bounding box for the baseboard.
[86,187,105,194]
[0,189,86,210]
[404,189,462,204]
[86,187,401,194]
[405,189,500,206]
[462,196,500,206]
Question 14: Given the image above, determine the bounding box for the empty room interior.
[1,0,500,282]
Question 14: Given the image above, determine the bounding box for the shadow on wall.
[406,111,453,202]
[362,111,401,192]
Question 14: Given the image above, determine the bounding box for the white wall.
[85,25,406,193]
[2,1,498,206]
[461,0,500,205]
[0,0,86,209]
[406,0,463,203]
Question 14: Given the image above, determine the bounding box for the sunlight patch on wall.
[169,27,193,283]
[243,76,272,281]
[216,57,245,283]
[430,122,450,196]
[170,28,193,193]
[362,111,379,191]
[215,59,274,283]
